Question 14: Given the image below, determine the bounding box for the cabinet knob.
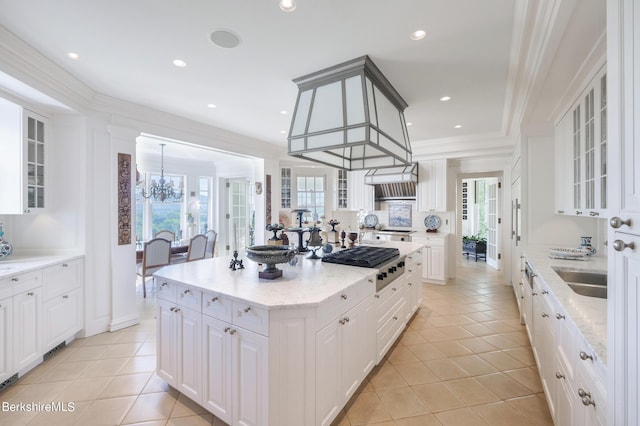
[392,287,397,292]
[341,294,347,300]
[589,211,599,217]
[555,372,565,379]
[170,307,176,312]
[541,290,549,294]
[557,210,565,214]
[408,282,412,286]
[579,351,593,361]
[224,327,231,333]
[183,289,190,294]
[24,209,31,214]
[229,329,236,335]
[541,313,549,318]
[161,282,168,287]
[374,294,380,298]
[62,263,69,267]
[63,295,69,299]
[27,292,34,296]
[174,308,181,313]
[576,210,582,215]
[368,279,373,283]
[339,318,346,325]
[556,313,565,320]
[244,306,251,313]
[582,396,596,407]
[577,388,591,398]
[11,277,18,282]
[392,316,398,320]
[211,297,219,302]
[613,239,635,252]
[532,292,538,296]
[610,216,631,229]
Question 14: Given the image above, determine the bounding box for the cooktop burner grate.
[321,246,400,268]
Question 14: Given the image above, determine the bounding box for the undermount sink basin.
[552,267,607,299]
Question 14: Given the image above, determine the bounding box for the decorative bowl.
[245,245,297,279]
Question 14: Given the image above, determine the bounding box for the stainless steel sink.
[552,267,607,299]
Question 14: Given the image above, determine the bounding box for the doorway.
[459,175,502,270]
[221,178,255,254]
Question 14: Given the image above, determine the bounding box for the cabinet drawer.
[316,275,375,330]
[202,291,233,322]
[405,250,422,266]
[8,270,42,294]
[156,278,179,302]
[43,260,81,300]
[232,301,269,336]
[375,281,404,330]
[376,297,406,363]
[177,284,202,311]
[0,278,13,300]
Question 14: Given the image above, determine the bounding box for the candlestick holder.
[229,250,244,270]
[340,230,347,248]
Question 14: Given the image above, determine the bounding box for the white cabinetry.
[12,273,43,374]
[0,295,13,383]
[201,295,269,426]
[413,234,447,284]
[347,170,374,211]
[418,159,448,212]
[554,65,607,217]
[42,260,83,350]
[156,285,203,404]
[0,98,48,214]
[316,294,375,426]
[404,249,423,320]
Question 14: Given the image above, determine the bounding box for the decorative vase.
[0,224,13,260]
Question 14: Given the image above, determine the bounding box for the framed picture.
[389,203,412,227]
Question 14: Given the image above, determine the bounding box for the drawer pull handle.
[610,216,631,229]
[170,307,176,312]
[555,372,565,379]
[341,294,347,300]
[582,396,596,407]
[244,306,251,313]
[174,308,180,313]
[27,292,34,296]
[556,313,565,320]
[531,292,537,296]
[541,290,549,294]
[211,297,219,302]
[578,388,591,398]
[62,263,69,267]
[339,318,346,325]
[392,287,397,291]
[541,313,549,318]
[368,279,373,283]
[161,282,168,287]
[579,351,593,361]
[393,316,398,320]
[408,282,412,286]
[229,329,236,335]
[374,294,380,299]
[613,239,635,252]
[183,289,190,294]
[224,327,231,333]
[11,278,18,282]
[63,295,69,299]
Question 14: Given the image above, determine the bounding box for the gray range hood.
[364,163,417,200]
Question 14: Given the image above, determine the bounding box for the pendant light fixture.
[287,55,412,170]
[141,143,184,202]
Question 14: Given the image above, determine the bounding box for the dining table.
[135,240,189,262]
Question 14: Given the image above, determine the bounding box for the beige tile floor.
[0,259,552,426]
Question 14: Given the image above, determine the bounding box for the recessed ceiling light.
[209,29,241,49]
[406,122,413,126]
[67,52,79,60]
[280,130,287,134]
[454,124,462,129]
[410,30,427,41]
[207,104,217,109]
[280,110,288,115]
[279,0,297,12]
[440,96,451,102]
[173,59,187,67]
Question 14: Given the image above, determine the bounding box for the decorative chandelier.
[141,143,183,202]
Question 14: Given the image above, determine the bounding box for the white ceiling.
[0,0,518,154]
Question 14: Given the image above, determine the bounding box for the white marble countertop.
[0,251,84,279]
[154,241,424,310]
[522,244,607,364]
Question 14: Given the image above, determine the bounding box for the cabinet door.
[14,287,42,372]
[177,306,201,403]
[347,170,374,211]
[0,297,13,382]
[418,160,448,212]
[43,288,81,350]
[156,298,178,385]
[23,110,47,212]
[233,326,269,426]
[555,357,576,426]
[341,296,375,403]
[202,316,233,424]
[316,320,341,426]
[426,245,445,281]
[43,260,81,300]
[554,112,573,214]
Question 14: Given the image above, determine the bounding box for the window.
[136,172,185,241]
[297,176,325,220]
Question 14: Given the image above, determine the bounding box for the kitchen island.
[153,241,423,426]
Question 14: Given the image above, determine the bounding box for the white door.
[177,306,202,403]
[202,316,232,424]
[14,288,42,372]
[225,179,252,253]
[486,180,500,269]
[233,327,269,426]
[156,298,177,385]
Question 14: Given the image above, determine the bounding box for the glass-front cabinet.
[0,98,48,214]
[555,65,607,217]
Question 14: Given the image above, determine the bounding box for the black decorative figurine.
[229,250,244,270]
[340,230,347,249]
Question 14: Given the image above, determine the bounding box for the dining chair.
[172,234,208,264]
[136,237,171,298]
[205,229,217,258]
[155,229,175,242]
